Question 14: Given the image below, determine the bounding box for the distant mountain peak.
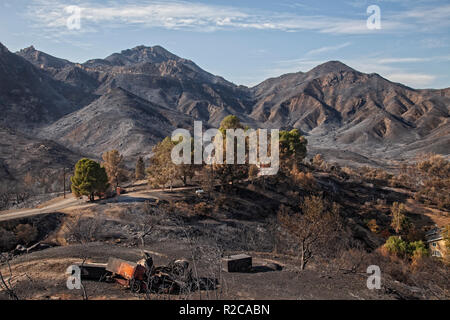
[17,46,73,69]
[20,45,37,53]
[132,45,147,50]
[105,44,180,66]
[128,44,172,54]
[308,60,355,75]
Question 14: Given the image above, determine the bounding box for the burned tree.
[102,150,127,189]
[277,196,342,270]
[135,156,146,180]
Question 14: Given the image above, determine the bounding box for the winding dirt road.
[0,186,198,222]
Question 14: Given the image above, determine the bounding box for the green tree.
[219,115,244,132]
[102,150,127,188]
[214,115,248,187]
[71,158,109,201]
[135,156,146,180]
[384,236,409,257]
[384,236,428,259]
[409,240,428,258]
[279,129,307,172]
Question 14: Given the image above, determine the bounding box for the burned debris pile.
[76,253,217,294]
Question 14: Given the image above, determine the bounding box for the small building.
[425,227,447,258]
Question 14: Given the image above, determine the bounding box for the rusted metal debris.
[76,253,212,294]
[106,257,147,292]
[76,262,109,281]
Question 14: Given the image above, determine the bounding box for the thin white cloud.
[26,0,418,36]
[271,58,325,74]
[390,4,450,31]
[376,57,430,63]
[341,58,439,87]
[385,73,436,87]
[306,42,352,56]
[421,38,450,49]
[399,4,450,21]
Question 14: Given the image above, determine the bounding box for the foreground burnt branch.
[0,253,19,300]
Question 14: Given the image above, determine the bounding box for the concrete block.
[222,254,252,272]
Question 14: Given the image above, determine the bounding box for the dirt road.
[0,186,198,222]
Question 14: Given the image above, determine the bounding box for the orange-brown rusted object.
[106,258,146,281]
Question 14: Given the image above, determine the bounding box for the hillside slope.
[40,87,193,157]
[0,43,82,131]
[250,61,449,161]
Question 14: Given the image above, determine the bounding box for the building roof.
[425,227,445,243]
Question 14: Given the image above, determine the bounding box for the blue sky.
[1,0,449,88]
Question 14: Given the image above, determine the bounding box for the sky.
[0,0,449,88]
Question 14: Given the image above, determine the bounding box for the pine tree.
[71,158,109,201]
[279,129,307,172]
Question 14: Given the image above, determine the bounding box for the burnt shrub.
[0,227,17,251]
[14,224,38,245]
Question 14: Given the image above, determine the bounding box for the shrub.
[0,227,17,251]
[383,236,429,260]
[14,224,38,245]
[414,154,450,210]
[341,166,356,176]
[291,169,316,190]
[312,154,324,168]
[194,202,211,216]
[360,167,392,185]
[409,240,428,258]
[384,236,409,257]
[248,165,259,179]
[63,215,103,244]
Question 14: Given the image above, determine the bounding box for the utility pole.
[63,167,66,198]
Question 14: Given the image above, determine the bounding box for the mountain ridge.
[2,42,449,169]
